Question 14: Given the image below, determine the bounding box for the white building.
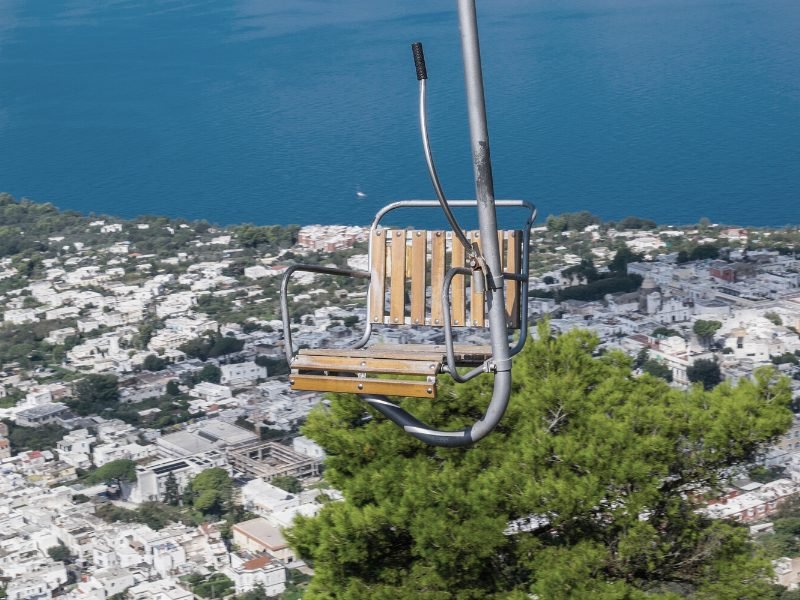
[5,563,67,600]
[92,442,159,467]
[189,382,232,403]
[127,580,193,600]
[220,361,267,386]
[56,429,95,469]
[3,308,40,325]
[77,567,136,599]
[240,479,301,517]
[128,452,228,504]
[224,553,286,596]
[292,436,325,460]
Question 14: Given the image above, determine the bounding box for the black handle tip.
[411,42,428,81]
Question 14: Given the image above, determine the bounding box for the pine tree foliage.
[287,325,793,599]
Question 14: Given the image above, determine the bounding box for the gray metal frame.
[280,0,531,446]
[280,199,535,364]
[280,264,371,365]
[279,198,535,447]
[364,0,515,446]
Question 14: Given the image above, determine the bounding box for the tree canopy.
[693,320,722,347]
[46,544,71,562]
[288,325,792,599]
[70,374,119,415]
[84,458,137,485]
[642,358,673,382]
[185,467,233,517]
[142,354,167,372]
[545,211,601,233]
[179,333,244,361]
[687,359,723,390]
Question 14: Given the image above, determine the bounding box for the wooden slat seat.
[293,353,440,376]
[290,374,437,398]
[297,343,492,363]
[366,343,492,364]
[368,229,522,328]
[287,225,526,399]
[290,343,494,398]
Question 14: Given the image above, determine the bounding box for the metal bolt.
[426,388,433,394]
[393,317,399,323]
[376,230,381,236]
[357,384,363,390]
[360,361,366,367]
[289,379,295,385]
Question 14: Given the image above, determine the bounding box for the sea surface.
[0,0,798,228]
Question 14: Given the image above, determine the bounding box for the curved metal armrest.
[503,271,530,358]
[440,266,489,383]
[439,267,529,379]
[370,199,536,233]
[279,264,371,364]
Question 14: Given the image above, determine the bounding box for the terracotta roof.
[242,555,272,570]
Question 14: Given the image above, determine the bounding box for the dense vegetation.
[179,332,245,361]
[69,374,120,415]
[289,325,793,599]
[545,211,657,233]
[95,467,238,531]
[185,572,235,599]
[96,501,195,530]
[83,458,137,485]
[1,419,67,454]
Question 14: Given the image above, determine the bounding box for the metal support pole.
[457,0,512,439]
[365,1,514,447]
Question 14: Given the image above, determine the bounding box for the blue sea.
[0,0,798,228]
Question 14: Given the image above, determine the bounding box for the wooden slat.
[430,231,446,326]
[469,231,485,327]
[298,343,493,363]
[451,233,466,326]
[498,230,506,272]
[298,347,446,362]
[410,230,427,325]
[389,230,407,324]
[293,354,440,376]
[369,229,387,324]
[505,230,521,328]
[290,374,436,398]
[368,343,492,364]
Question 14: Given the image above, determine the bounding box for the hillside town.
[2,196,800,596]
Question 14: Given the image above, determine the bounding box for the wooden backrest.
[368,229,523,328]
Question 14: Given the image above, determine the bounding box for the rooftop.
[233,517,288,551]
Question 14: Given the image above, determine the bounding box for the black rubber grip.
[411,42,428,80]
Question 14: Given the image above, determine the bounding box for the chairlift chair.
[279,0,536,447]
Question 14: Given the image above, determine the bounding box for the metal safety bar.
[369,199,535,232]
[412,41,474,259]
[280,264,371,365]
[367,198,536,349]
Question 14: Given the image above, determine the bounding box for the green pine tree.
[287,324,792,599]
[163,470,180,506]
